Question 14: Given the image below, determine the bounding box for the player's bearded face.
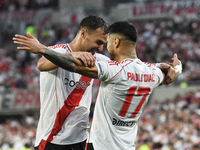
[83,28,107,54]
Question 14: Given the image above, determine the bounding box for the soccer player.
[13,21,182,150]
[15,15,109,150]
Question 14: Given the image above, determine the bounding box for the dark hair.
[108,21,138,42]
[78,15,109,34]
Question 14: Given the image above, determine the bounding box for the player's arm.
[159,72,166,85]
[40,47,98,78]
[37,56,58,71]
[37,52,96,71]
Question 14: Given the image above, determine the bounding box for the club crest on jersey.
[64,78,90,89]
[112,118,135,127]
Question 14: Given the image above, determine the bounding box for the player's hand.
[159,63,171,72]
[13,32,45,54]
[68,52,96,67]
[164,66,178,84]
[158,63,175,84]
[169,53,182,68]
[165,54,182,84]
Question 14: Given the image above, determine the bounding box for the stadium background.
[0,0,200,149]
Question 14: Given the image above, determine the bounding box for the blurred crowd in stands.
[0,88,199,150]
[0,0,58,11]
[0,48,40,92]
[136,89,200,150]
[0,114,38,150]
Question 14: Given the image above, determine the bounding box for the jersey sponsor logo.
[112,118,135,127]
[64,78,90,89]
[127,72,155,82]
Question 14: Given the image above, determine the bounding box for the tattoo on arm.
[42,47,75,72]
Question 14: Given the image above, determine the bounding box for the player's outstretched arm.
[37,52,96,71]
[38,47,98,78]
[13,32,98,78]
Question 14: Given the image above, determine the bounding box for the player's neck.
[68,38,79,52]
[118,55,137,62]
[117,48,137,61]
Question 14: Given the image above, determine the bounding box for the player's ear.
[115,38,120,48]
[80,29,87,38]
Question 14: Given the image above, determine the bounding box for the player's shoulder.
[94,53,110,61]
[49,43,69,49]
[127,59,156,73]
[143,62,156,68]
[48,43,72,53]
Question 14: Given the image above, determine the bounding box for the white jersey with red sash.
[35,44,109,148]
[88,58,163,150]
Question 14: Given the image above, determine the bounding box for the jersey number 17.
[119,86,151,117]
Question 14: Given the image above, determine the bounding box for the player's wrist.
[42,46,51,54]
[155,63,163,68]
[174,65,182,74]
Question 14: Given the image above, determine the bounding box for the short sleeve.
[152,66,164,87]
[96,61,109,81]
[96,61,121,82]
[94,53,110,61]
[50,47,67,54]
